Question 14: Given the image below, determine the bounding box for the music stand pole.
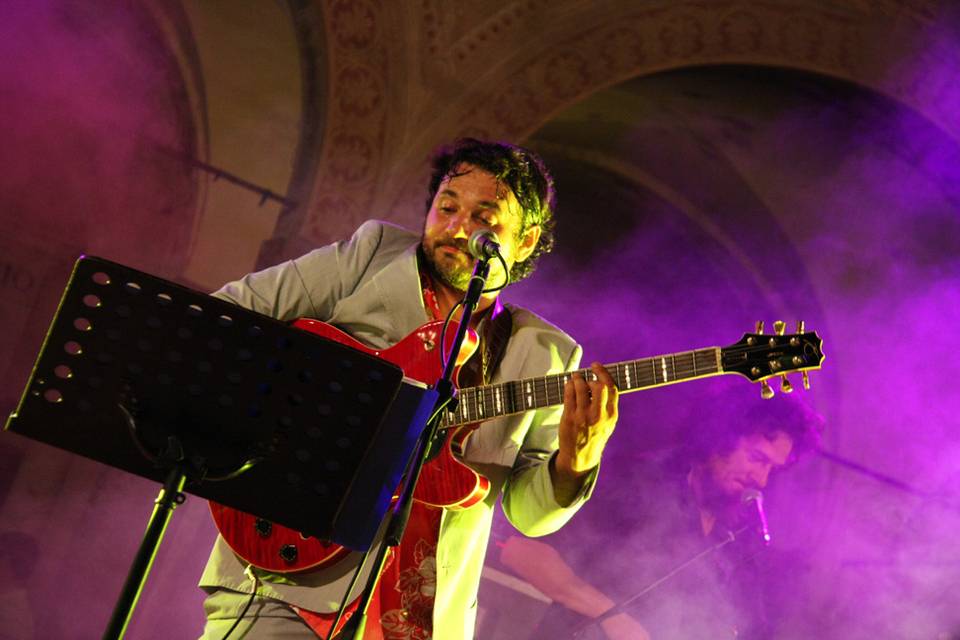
[333,256,493,640]
[103,460,187,640]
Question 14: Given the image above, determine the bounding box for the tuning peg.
[760,379,775,399]
[796,320,805,334]
[774,320,785,336]
[802,371,811,390]
[780,374,793,393]
[755,320,764,334]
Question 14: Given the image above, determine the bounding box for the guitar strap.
[479,302,513,385]
[419,259,513,387]
[451,300,513,389]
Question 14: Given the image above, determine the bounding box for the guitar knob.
[279,544,299,563]
[802,371,811,390]
[774,320,785,336]
[254,518,273,538]
[760,379,774,399]
[755,321,764,334]
[780,374,793,394]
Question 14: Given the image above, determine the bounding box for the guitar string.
[446,345,817,426]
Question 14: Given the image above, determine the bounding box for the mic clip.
[468,229,501,260]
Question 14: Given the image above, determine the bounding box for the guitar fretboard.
[441,347,721,428]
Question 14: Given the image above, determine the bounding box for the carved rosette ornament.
[304,0,388,243]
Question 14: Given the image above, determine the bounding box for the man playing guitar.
[198,138,620,639]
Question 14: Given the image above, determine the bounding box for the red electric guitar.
[210,319,824,573]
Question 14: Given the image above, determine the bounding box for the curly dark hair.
[673,384,825,470]
[425,138,556,283]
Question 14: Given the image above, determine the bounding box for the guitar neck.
[441,347,723,428]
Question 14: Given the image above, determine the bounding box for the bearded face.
[421,163,537,293]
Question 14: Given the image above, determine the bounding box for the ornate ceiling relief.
[303,0,390,244]
[454,4,871,142]
[294,0,960,240]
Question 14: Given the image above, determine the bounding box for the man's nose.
[447,213,472,239]
[751,466,772,488]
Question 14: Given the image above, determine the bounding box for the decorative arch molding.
[291,0,958,247]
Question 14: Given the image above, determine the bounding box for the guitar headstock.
[721,320,824,398]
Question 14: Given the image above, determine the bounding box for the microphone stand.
[569,525,750,639]
[329,254,493,640]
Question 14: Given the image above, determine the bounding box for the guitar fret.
[509,381,521,414]
[673,352,688,380]
[682,351,696,378]
[544,375,557,406]
[699,348,718,374]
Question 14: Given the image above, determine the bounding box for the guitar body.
[209,318,489,573]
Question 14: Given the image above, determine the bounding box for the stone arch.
[291,0,958,244]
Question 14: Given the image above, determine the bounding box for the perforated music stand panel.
[5,256,430,549]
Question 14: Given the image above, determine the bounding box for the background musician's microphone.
[468,229,501,259]
[741,489,771,545]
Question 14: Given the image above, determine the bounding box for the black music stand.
[4,256,437,639]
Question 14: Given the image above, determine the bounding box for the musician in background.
[498,391,822,639]
[198,139,620,639]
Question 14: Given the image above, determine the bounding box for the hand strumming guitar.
[551,361,619,506]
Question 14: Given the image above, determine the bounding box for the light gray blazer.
[199,220,595,638]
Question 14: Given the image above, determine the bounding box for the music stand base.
[103,465,187,640]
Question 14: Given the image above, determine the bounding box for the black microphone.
[741,489,771,545]
[467,229,501,260]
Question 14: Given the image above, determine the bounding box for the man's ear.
[515,225,541,263]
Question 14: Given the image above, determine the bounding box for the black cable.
[218,570,260,640]
[481,250,510,294]
[438,298,464,372]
